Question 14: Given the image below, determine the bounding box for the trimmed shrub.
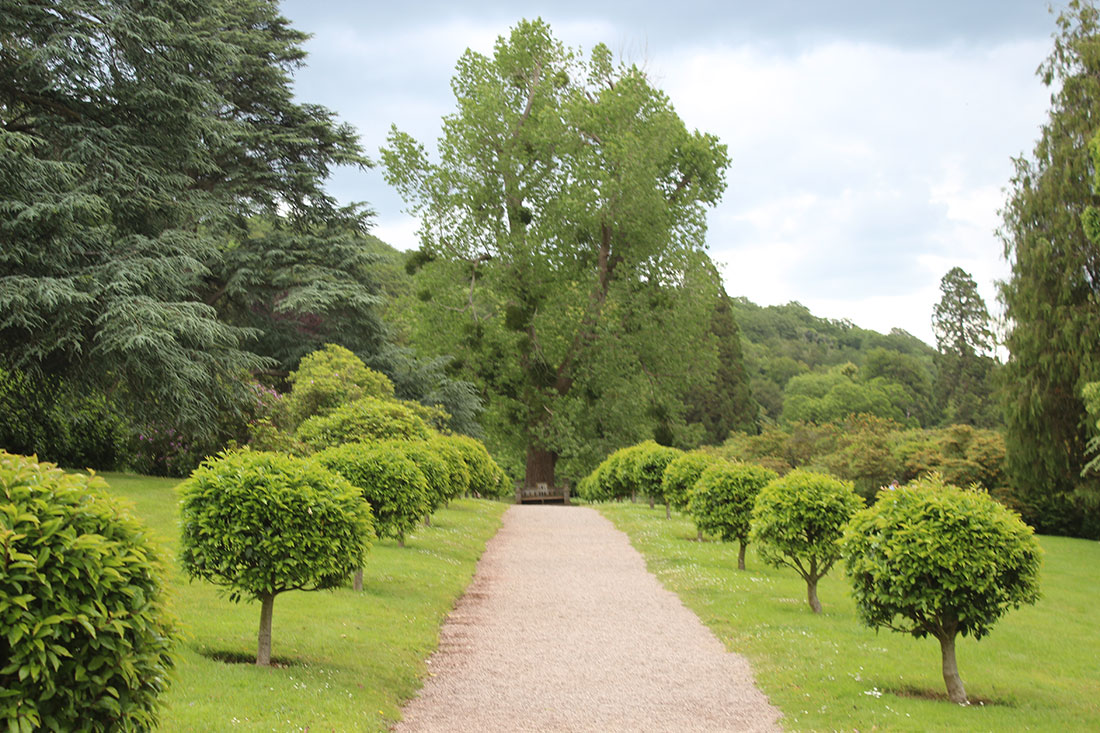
[295,396,433,451]
[1,452,176,730]
[428,435,471,502]
[284,344,394,427]
[178,450,373,665]
[688,462,778,569]
[842,474,1042,704]
[447,435,508,497]
[621,441,683,515]
[751,469,863,613]
[315,443,429,545]
[661,451,718,512]
[381,439,451,519]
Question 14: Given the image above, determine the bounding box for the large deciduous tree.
[0,0,379,440]
[998,0,1100,537]
[382,20,729,487]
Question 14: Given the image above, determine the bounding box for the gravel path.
[393,505,782,732]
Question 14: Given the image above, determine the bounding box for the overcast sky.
[279,0,1061,347]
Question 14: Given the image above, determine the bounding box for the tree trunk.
[696,527,703,541]
[665,501,671,520]
[648,494,655,509]
[353,568,363,592]
[525,445,557,489]
[806,576,822,614]
[256,592,275,666]
[398,536,405,548]
[938,632,968,704]
[737,541,747,570]
[424,513,432,527]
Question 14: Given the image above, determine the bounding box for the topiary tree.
[295,396,433,451]
[315,443,429,552]
[283,344,395,428]
[178,450,373,666]
[621,441,683,516]
[1,452,177,731]
[428,435,471,503]
[447,435,508,498]
[661,451,718,515]
[751,469,864,613]
[382,439,450,525]
[841,474,1042,704]
[688,462,778,569]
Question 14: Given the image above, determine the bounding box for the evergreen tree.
[931,267,998,427]
[999,0,1100,536]
[0,0,380,439]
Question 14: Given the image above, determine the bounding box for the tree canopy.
[383,19,730,486]
[0,0,379,440]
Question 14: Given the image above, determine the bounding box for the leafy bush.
[315,443,429,545]
[842,474,1042,704]
[1,452,176,730]
[428,435,471,501]
[295,396,433,451]
[447,435,508,498]
[751,469,863,613]
[661,451,718,512]
[284,344,394,428]
[688,462,778,569]
[178,450,373,664]
[381,439,451,517]
[619,441,682,513]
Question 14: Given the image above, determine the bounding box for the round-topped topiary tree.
[178,450,373,665]
[688,461,778,569]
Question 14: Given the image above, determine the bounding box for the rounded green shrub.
[622,441,682,513]
[315,443,430,544]
[841,473,1042,704]
[751,469,863,613]
[178,450,373,665]
[284,344,395,428]
[688,461,778,569]
[381,439,451,515]
[661,451,717,512]
[447,435,507,497]
[1,452,176,730]
[427,435,471,502]
[295,396,433,451]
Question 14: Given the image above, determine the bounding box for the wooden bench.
[515,481,571,504]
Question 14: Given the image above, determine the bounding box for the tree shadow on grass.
[886,684,1011,707]
[197,647,306,668]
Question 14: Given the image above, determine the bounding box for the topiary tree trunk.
[737,540,747,570]
[936,628,967,704]
[257,592,276,666]
[806,576,822,614]
[353,569,364,592]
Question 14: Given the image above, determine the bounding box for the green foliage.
[0,453,175,731]
[999,0,1100,537]
[314,443,428,543]
[1083,382,1100,476]
[688,462,778,547]
[895,424,1006,490]
[284,344,395,428]
[781,364,914,427]
[446,435,509,498]
[380,440,452,513]
[427,435,472,501]
[295,397,433,451]
[0,368,127,470]
[819,414,903,500]
[661,451,718,511]
[751,469,863,612]
[366,345,485,438]
[842,475,1042,699]
[382,19,729,487]
[580,446,635,502]
[614,441,683,502]
[179,450,373,599]
[931,267,999,427]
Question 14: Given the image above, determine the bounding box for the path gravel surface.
[393,504,782,732]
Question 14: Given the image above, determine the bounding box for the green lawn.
[97,472,507,732]
[596,501,1100,732]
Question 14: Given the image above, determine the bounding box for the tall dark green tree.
[999,0,1100,537]
[931,267,998,427]
[383,20,729,487]
[684,291,759,443]
[0,0,379,440]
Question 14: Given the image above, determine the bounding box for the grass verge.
[98,472,507,732]
[596,501,1100,732]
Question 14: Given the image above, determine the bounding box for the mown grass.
[596,501,1100,732]
[96,472,507,732]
